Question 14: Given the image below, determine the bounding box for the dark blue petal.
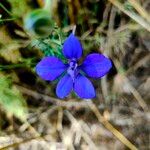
[80,53,112,78]
[74,74,95,99]
[56,74,73,98]
[63,33,82,59]
[36,57,67,81]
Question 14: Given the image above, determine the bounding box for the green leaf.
[0,77,27,121]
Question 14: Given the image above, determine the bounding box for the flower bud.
[24,9,54,37]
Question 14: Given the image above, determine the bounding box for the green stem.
[0,18,17,22]
[43,0,52,14]
[0,3,13,16]
[0,63,35,70]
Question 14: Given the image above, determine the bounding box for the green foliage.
[7,0,30,17]
[32,28,68,61]
[0,76,27,121]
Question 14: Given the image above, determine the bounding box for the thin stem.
[0,18,17,22]
[72,25,76,35]
[43,0,52,14]
[0,63,35,70]
[0,3,13,16]
[88,102,138,150]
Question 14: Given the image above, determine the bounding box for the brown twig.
[15,84,88,108]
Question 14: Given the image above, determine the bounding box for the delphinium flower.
[36,33,112,99]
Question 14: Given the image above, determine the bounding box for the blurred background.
[0,0,149,149]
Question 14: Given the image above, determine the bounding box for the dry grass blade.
[0,135,45,150]
[124,77,148,111]
[115,60,148,111]
[9,85,142,149]
[0,120,50,150]
[108,0,150,32]
[65,110,98,150]
[88,102,138,150]
[128,0,150,23]
[126,54,150,75]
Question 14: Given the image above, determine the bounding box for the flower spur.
[36,33,112,99]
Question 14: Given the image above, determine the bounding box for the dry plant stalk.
[65,110,98,150]
[108,0,150,32]
[88,102,138,150]
[128,0,150,23]
[115,60,148,111]
[2,84,138,150]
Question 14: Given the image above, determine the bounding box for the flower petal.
[80,53,112,78]
[74,74,95,99]
[56,74,73,98]
[63,33,82,59]
[36,57,67,81]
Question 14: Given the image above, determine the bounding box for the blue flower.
[36,33,112,99]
